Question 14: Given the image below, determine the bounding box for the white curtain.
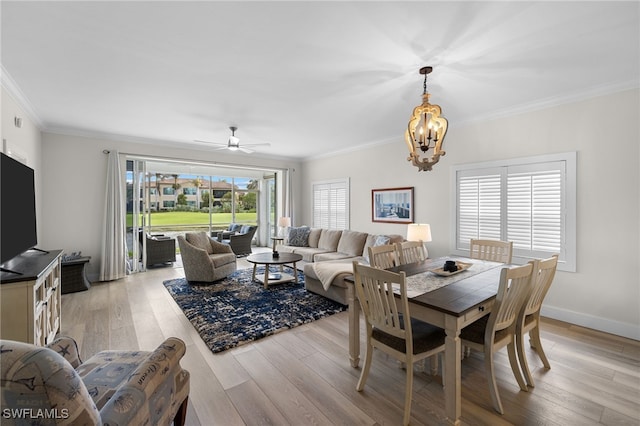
[99,150,128,281]
[284,168,295,224]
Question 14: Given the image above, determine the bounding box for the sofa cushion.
[314,252,358,262]
[288,226,311,247]
[186,232,213,254]
[318,229,342,250]
[308,228,322,248]
[337,230,368,257]
[277,245,297,255]
[288,247,333,263]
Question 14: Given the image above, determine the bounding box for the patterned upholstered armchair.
[0,336,190,425]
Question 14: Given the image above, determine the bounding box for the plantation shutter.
[312,179,349,230]
[507,161,564,258]
[457,168,502,249]
[453,154,574,271]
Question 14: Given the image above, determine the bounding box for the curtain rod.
[102,149,292,173]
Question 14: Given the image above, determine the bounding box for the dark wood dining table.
[345,256,506,425]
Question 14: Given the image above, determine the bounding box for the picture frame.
[371,187,414,223]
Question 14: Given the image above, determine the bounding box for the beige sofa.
[277,228,404,292]
[277,227,403,366]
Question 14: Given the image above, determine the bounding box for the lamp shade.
[278,217,291,227]
[407,223,432,242]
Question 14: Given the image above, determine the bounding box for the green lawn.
[126,211,257,228]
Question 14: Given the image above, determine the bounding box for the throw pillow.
[239,225,250,234]
[363,235,391,262]
[229,223,241,232]
[288,226,311,247]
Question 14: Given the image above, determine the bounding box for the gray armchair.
[220,225,257,257]
[145,234,176,266]
[177,232,237,283]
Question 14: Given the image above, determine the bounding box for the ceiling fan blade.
[193,139,227,147]
[241,142,271,148]
[237,147,254,154]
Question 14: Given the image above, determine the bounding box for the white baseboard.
[541,305,640,341]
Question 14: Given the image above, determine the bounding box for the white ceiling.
[2,1,638,161]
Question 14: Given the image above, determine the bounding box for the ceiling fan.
[194,126,271,154]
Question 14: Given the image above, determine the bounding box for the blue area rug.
[163,266,347,353]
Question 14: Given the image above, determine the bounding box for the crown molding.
[1,64,44,129]
[458,79,640,126]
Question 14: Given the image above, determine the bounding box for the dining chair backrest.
[396,241,428,265]
[352,261,409,342]
[368,244,398,269]
[488,263,534,335]
[470,239,513,264]
[524,254,559,317]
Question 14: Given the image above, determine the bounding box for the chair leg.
[174,396,189,426]
[356,342,374,391]
[403,360,414,426]
[484,349,504,414]
[517,329,535,387]
[429,354,439,376]
[530,325,551,369]
[507,341,528,391]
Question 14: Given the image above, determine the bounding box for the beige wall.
[301,89,640,339]
[1,87,43,243]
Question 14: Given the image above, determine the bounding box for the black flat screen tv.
[1,152,38,264]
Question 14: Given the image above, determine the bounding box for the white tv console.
[0,249,62,345]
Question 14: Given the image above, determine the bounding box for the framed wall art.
[371,187,414,223]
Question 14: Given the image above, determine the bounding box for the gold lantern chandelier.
[404,66,448,171]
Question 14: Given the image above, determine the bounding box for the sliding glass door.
[126,159,148,273]
[126,157,284,272]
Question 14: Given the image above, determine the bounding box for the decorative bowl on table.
[429,261,472,276]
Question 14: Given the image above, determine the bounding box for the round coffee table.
[246,252,303,288]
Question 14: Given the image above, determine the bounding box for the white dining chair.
[517,254,559,387]
[352,261,445,426]
[368,244,398,269]
[460,262,534,414]
[396,240,428,265]
[470,239,513,264]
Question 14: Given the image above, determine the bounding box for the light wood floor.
[61,252,640,425]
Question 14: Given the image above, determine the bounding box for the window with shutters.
[452,152,576,271]
[312,179,349,230]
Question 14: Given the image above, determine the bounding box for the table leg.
[444,315,462,425]
[252,263,257,281]
[263,266,269,289]
[292,262,298,283]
